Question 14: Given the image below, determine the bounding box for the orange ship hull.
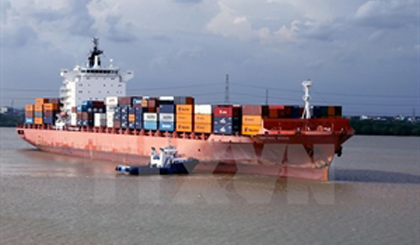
[16,119,353,181]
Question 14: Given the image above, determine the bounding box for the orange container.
[129,114,135,122]
[194,114,212,124]
[34,104,43,112]
[194,123,212,133]
[35,98,48,105]
[141,100,148,107]
[43,103,59,111]
[241,125,262,135]
[328,106,335,116]
[34,117,43,125]
[25,104,34,112]
[176,122,193,132]
[176,104,193,114]
[242,115,262,125]
[176,114,193,123]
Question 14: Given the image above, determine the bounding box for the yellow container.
[176,114,193,123]
[34,117,43,125]
[176,104,193,114]
[194,114,212,124]
[25,104,34,112]
[43,103,59,111]
[35,98,48,105]
[176,122,193,132]
[241,125,262,135]
[34,104,43,112]
[242,115,262,125]
[194,123,212,133]
[129,114,135,122]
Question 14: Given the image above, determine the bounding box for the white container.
[106,105,117,113]
[105,96,119,106]
[159,113,174,122]
[106,112,115,128]
[144,113,158,121]
[70,112,77,126]
[159,96,174,101]
[194,104,212,115]
[94,113,107,127]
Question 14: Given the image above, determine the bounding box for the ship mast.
[87,38,103,68]
[301,80,312,119]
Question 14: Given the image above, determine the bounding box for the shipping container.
[159,122,175,132]
[176,122,193,132]
[144,121,158,130]
[176,114,193,123]
[128,114,135,122]
[35,98,48,105]
[25,111,34,118]
[214,124,232,135]
[34,117,43,125]
[159,113,175,122]
[134,121,142,129]
[43,117,54,124]
[328,106,335,116]
[70,113,78,126]
[194,123,212,133]
[113,120,121,129]
[159,104,175,114]
[335,106,342,117]
[43,103,59,111]
[77,105,87,112]
[242,105,261,115]
[106,96,119,106]
[47,98,60,104]
[118,97,131,105]
[34,111,43,118]
[35,104,43,112]
[141,100,148,107]
[148,99,158,108]
[121,121,128,129]
[241,125,262,135]
[25,118,34,124]
[194,114,212,124]
[71,107,77,113]
[144,113,158,121]
[43,110,54,117]
[242,115,262,125]
[176,104,193,114]
[25,104,34,111]
[131,97,143,105]
[106,112,115,128]
[213,106,232,117]
[194,104,212,115]
[213,117,232,125]
[94,113,107,127]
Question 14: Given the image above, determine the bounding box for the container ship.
[16,39,354,181]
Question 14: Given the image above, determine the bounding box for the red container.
[92,101,105,107]
[148,99,157,108]
[118,97,131,105]
[77,112,83,120]
[242,105,261,115]
[71,107,77,113]
[43,110,54,117]
[48,98,60,104]
[232,106,242,117]
[213,106,232,117]
[25,111,34,118]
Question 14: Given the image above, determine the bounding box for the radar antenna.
[87,38,103,68]
[301,80,312,119]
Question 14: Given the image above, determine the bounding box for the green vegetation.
[350,118,420,136]
[0,113,24,127]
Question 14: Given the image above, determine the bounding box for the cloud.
[105,15,137,43]
[354,0,419,29]
[173,0,202,4]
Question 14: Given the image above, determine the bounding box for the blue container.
[144,120,158,130]
[128,106,135,114]
[114,107,122,113]
[159,104,175,114]
[213,117,232,125]
[82,101,93,107]
[114,112,121,120]
[214,124,232,135]
[135,115,142,122]
[132,98,142,105]
[25,117,34,124]
[82,120,93,127]
[121,121,128,129]
[291,106,301,118]
[135,107,143,114]
[121,106,129,114]
[159,122,174,132]
[43,117,54,124]
[77,105,87,112]
[135,121,142,129]
[128,122,136,129]
[121,114,128,122]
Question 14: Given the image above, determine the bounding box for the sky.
[0,0,419,116]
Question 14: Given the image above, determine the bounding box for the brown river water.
[0,127,419,245]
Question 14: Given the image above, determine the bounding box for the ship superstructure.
[59,38,133,124]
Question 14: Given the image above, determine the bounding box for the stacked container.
[194,104,212,133]
[113,107,122,128]
[176,104,193,132]
[213,105,242,135]
[25,104,34,124]
[43,102,59,124]
[121,106,129,129]
[241,105,263,135]
[106,96,118,128]
[34,98,47,125]
[159,104,175,132]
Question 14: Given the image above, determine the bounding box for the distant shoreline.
[2,114,419,136]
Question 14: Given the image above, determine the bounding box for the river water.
[0,127,419,245]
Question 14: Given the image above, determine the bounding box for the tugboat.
[115,138,199,175]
